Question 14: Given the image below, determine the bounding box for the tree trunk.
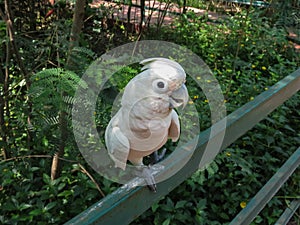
[66,0,87,70]
[50,0,86,180]
[183,0,187,14]
[51,111,68,180]
[140,0,145,32]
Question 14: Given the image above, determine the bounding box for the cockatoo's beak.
[169,84,189,109]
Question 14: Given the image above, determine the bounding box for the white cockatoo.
[105,58,189,191]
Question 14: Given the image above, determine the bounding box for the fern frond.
[44,116,59,125]
[67,47,97,75]
[63,95,75,104]
[29,68,81,139]
[73,47,96,59]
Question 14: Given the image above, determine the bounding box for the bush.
[1,2,299,224]
[132,7,299,225]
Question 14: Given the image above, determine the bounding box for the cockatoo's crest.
[140,58,186,90]
[140,58,185,74]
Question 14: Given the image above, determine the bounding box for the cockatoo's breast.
[119,99,173,152]
[128,115,171,152]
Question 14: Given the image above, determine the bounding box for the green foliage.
[67,47,97,76]
[147,9,299,109]
[28,68,80,154]
[133,5,300,225]
[1,1,299,224]
[134,94,300,225]
[0,158,110,224]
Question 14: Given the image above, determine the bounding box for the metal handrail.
[65,68,300,225]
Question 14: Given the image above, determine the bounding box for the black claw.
[147,183,157,193]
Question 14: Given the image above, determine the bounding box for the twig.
[1,1,30,88]
[78,164,106,197]
[158,0,171,29]
[0,154,53,163]
[1,1,33,152]
[0,6,11,159]
[145,0,156,28]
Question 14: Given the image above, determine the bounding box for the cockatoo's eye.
[157,81,165,88]
[152,79,168,93]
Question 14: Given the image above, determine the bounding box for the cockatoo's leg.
[137,165,157,192]
[131,158,157,192]
[153,148,167,163]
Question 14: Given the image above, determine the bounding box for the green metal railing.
[65,68,300,225]
[230,147,300,225]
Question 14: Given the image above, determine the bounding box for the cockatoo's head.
[140,58,188,109]
[122,58,189,114]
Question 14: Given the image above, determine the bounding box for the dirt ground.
[90,0,299,50]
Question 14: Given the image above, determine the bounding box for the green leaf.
[30,167,40,172]
[5,202,17,211]
[29,208,43,216]
[19,203,32,211]
[254,215,263,223]
[220,212,229,220]
[266,136,275,146]
[58,182,66,191]
[44,202,57,211]
[197,199,207,210]
[57,190,74,198]
[162,218,171,225]
[43,173,51,184]
[283,125,295,132]
[160,198,174,212]
[151,202,160,213]
[175,200,187,209]
[206,163,217,178]
[42,137,49,147]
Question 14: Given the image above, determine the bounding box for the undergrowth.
[0,2,299,225]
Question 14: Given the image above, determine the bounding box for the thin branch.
[0,154,53,163]
[0,6,11,159]
[2,0,30,88]
[78,164,106,197]
[1,1,33,153]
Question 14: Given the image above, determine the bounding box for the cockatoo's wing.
[105,112,130,170]
[168,109,180,142]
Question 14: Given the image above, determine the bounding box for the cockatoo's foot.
[152,148,167,164]
[135,165,157,192]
